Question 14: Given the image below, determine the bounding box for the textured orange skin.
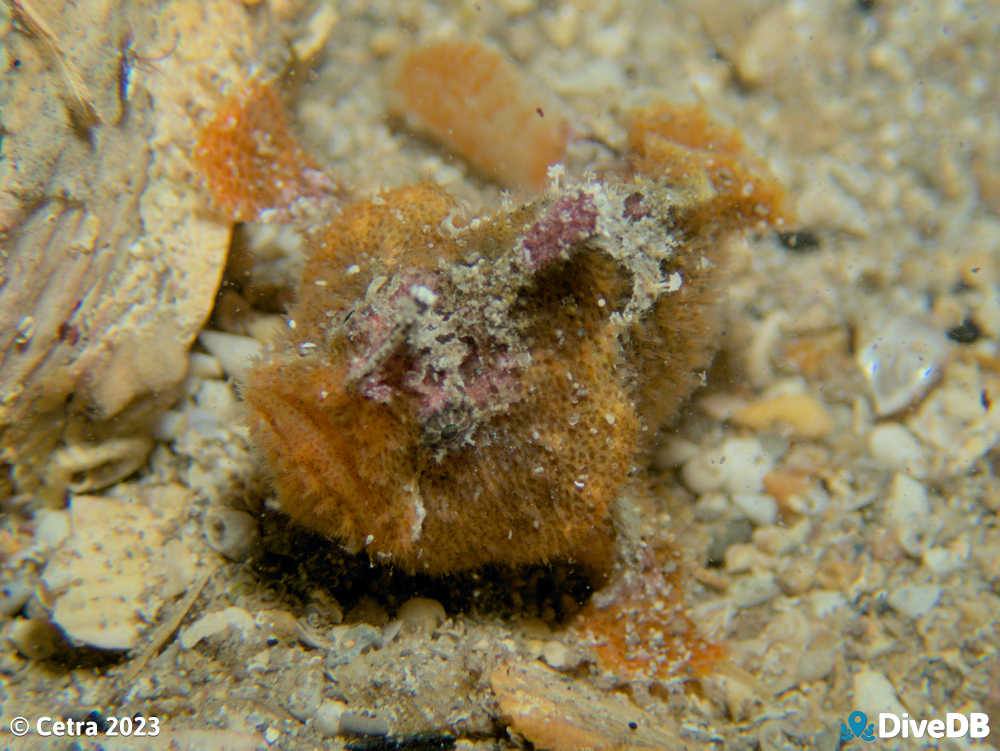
[241,105,790,589]
[194,78,335,221]
[388,40,571,191]
[244,184,636,574]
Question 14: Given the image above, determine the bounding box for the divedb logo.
[840,710,991,742]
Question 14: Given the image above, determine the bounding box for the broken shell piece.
[856,316,951,416]
[180,606,257,649]
[491,660,682,751]
[1,0,247,499]
[41,494,196,650]
[43,437,154,505]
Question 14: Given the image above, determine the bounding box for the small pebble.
[195,378,239,420]
[264,727,279,745]
[797,629,839,683]
[724,543,774,574]
[782,484,831,516]
[732,493,779,526]
[693,492,731,523]
[868,423,929,477]
[721,437,775,495]
[853,670,907,717]
[397,597,446,632]
[587,24,630,59]
[188,351,224,379]
[706,519,754,567]
[762,469,811,506]
[33,509,70,550]
[721,673,762,722]
[730,573,780,607]
[681,448,728,495]
[856,316,951,416]
[887,584,941,619]
[807,590,847,618]
[922,544,968,575]
[885,473,937,556]
[541,4,579,49]
[753,520,810,556]
[541,640,577,670]
[338,710,390,737]
[314,699,348,737]
[197,330,264,380]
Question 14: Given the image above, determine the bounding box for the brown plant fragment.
[194,77,337,221]
[491,660,683,751]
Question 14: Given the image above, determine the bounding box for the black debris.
[777,229,821,252]
[346,733,457,751]
[947,317,981,344]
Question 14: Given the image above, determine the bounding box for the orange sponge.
[387,40,571,191]
[194,78,338,222]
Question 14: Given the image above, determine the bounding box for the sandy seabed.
[1,1,999,749]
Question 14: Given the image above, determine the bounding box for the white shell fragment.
[314,700,349,737]
[885,474,939,557]
[853,670,908,718]
[868,422,929,477]
[907,361,1000,476]
[887,584,941,620]
[681,437,774,496]
[180,606,258,649]
[41,492,199,650]
[197,330,265,381]
[856,316,951,416]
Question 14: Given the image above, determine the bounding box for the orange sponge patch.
[388,40,571,191]
[194,78,336,221]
